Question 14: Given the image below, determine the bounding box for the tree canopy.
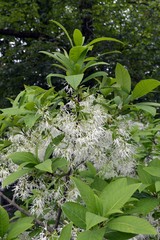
[0,0,160,106]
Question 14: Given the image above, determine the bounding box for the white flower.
[48,95,138,179]
[0,93,143,224]
[30,196,45,217]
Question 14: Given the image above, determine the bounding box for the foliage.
[0,0,160,107]
[0,23,160,240]
[40,21,122,90]
[0,206,33,240]
[99,62,160,116]
[62,177,157,239]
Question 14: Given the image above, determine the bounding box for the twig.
[54,168,72,229]
[54,207,62,229]
[0,190,53,233]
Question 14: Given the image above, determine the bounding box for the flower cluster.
[1,95,144,213]
[1,92,154,240]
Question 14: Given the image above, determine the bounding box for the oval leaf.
[0,206,9,237]
[126,198,159,215]
[9,152,38,166]
[72,177,97,213]
[135,104,156,116]
[59,222,73,240]
[2,168,31,188]
[100,178,141,216]
[73,29,84,46]
[143,166,160,177]
[86,212,107,230]
[77,228,105,240]
[131,79,160,100]
[62,202,87,229]
[115,63,131,94]
[7,217,34,240]
[108,216,157,235]
[65,74,84,90]
[69,46,87,63]
[35,159,53,173]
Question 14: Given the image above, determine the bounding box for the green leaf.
[80,162,97,178]
[77,228,105,240]
[41,51,72,70]
[131,79,160,100]
[51,20,73,47]
[59,222,73,240]
[0,140,11,151]
[136,102,160,107]
[7,217,34,240]
[107,216,157,235]
[55,52,74,69]
[65,74,84,90]
[91,176,108,193]
[2,168,31,188]
[126,198,159,215]
[100,50,122,56]
[86,212,107,230]
[155,181,160,192]
[12,90,26,108]
[47,73,66,87]
[83,62,109,72]
[73,29,84,46]
[115,63,131,94]
[69,46,87,63]
[52,63,67,72]
[94,195,103,216]
[0,107,31,116]
[35,159,53,173]
[52,134,65,146]
[9,152,38,166]
[52,157,68,172]
[149,159,160,167]
[137,165,153,185]
[63,48,69,58]
[44,142,54,160]
[134,104,156,116]
[100,178,141,216]
[114,96,123,106]
[105,230,136,240]
[24,102,36,111]
[0,206,9,237]
[39,87,56,105]
[84,57,97,62]
[87,37,123,47]
[62,202,87,229]
[21,114,41,128]
[46,73,66,86]
[83,71,107,83]
[143,166,160,177]
[72,177,97,213]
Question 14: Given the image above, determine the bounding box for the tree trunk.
[79,0,95,42]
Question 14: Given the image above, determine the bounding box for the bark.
[79,0,95,42]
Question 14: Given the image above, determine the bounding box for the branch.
[0,190,54,233]
[54,207,62,229]
[54,168,72,229]
[0,28,54,41]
